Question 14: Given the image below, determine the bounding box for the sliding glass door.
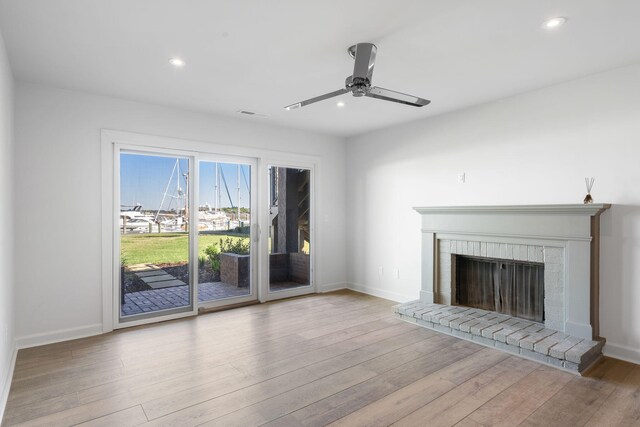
[115,148,258,326]
[110,139,315,327]
[197,159,257,308]
[119,151,195,322]
[266,165,314,300]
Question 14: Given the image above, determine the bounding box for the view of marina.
[119,153,253,318]
[119,153,312,320]
[120,154,251,234]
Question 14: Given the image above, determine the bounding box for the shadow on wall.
[599,204,640,347]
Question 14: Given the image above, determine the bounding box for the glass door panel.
[268,166,312,293]
[198,161,253,305]
[119,152,193,321]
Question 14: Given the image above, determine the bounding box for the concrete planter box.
[220,253,249,288]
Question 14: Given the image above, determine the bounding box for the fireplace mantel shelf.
[414,204,610,216]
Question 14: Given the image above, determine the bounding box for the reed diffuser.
[583,177,595,204]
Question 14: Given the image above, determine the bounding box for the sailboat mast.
[215,163,219,213]
[237,164,241,223]
[155,159,178,222]
[183,171,189,231]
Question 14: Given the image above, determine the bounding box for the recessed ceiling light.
[543,17,567,29]
[336,101,345,108]
[169,57,186,67]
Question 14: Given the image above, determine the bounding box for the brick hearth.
[393,300,603,373]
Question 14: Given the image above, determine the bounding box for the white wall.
[346,63,640,364]
[0,28,15,417]
[14,83,347,344]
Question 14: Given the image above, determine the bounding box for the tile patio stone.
[146,279,186,289]
[135,270,168,277]
[141,274,176,283]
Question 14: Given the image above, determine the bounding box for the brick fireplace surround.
[393,204,610,373]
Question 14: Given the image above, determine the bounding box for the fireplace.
[394,204,610,372]
[454,255,544,323]
[414,204,610,340]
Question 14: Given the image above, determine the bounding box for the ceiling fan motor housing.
[346,43,377,96]
[345,76,370,97]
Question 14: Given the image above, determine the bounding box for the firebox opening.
[454,255,544,323]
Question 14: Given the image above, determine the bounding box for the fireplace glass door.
[455,256,544,322]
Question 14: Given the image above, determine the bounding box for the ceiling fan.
[284,42,430,110]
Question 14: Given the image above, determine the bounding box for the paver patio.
[121,281,310,316]
[121,282,249,316]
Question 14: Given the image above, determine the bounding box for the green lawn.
[121,232,249,265]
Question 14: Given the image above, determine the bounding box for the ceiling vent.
[237,110,267,117]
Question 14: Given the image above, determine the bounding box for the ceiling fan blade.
[284,88,348,110]
[365,86,431,107]
[352,43,377,82]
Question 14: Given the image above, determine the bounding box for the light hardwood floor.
[3,290,639,426]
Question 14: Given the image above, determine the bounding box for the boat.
[120,205,156,232]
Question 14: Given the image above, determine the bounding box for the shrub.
[198,254,207,269]
[203,238,249,272]
[204,244,221,272]
[219,237,250,255]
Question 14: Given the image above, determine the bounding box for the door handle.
[254,224,260,242]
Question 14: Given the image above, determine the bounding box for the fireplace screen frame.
[453,254,545,323]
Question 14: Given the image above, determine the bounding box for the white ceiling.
[1,0,639,137]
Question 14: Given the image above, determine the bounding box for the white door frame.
[260,159,317,302]
[101,130,320,332]
[111,145,199,329]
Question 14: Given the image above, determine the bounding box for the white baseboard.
[603,342,640,365]
[318,282,348,293]
[15,324,103,350]
[1,342,17,423]
[347,283,416,303]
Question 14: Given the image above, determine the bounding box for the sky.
[120,153,251,211]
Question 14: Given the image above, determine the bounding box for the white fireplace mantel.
[414,204,610,341]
